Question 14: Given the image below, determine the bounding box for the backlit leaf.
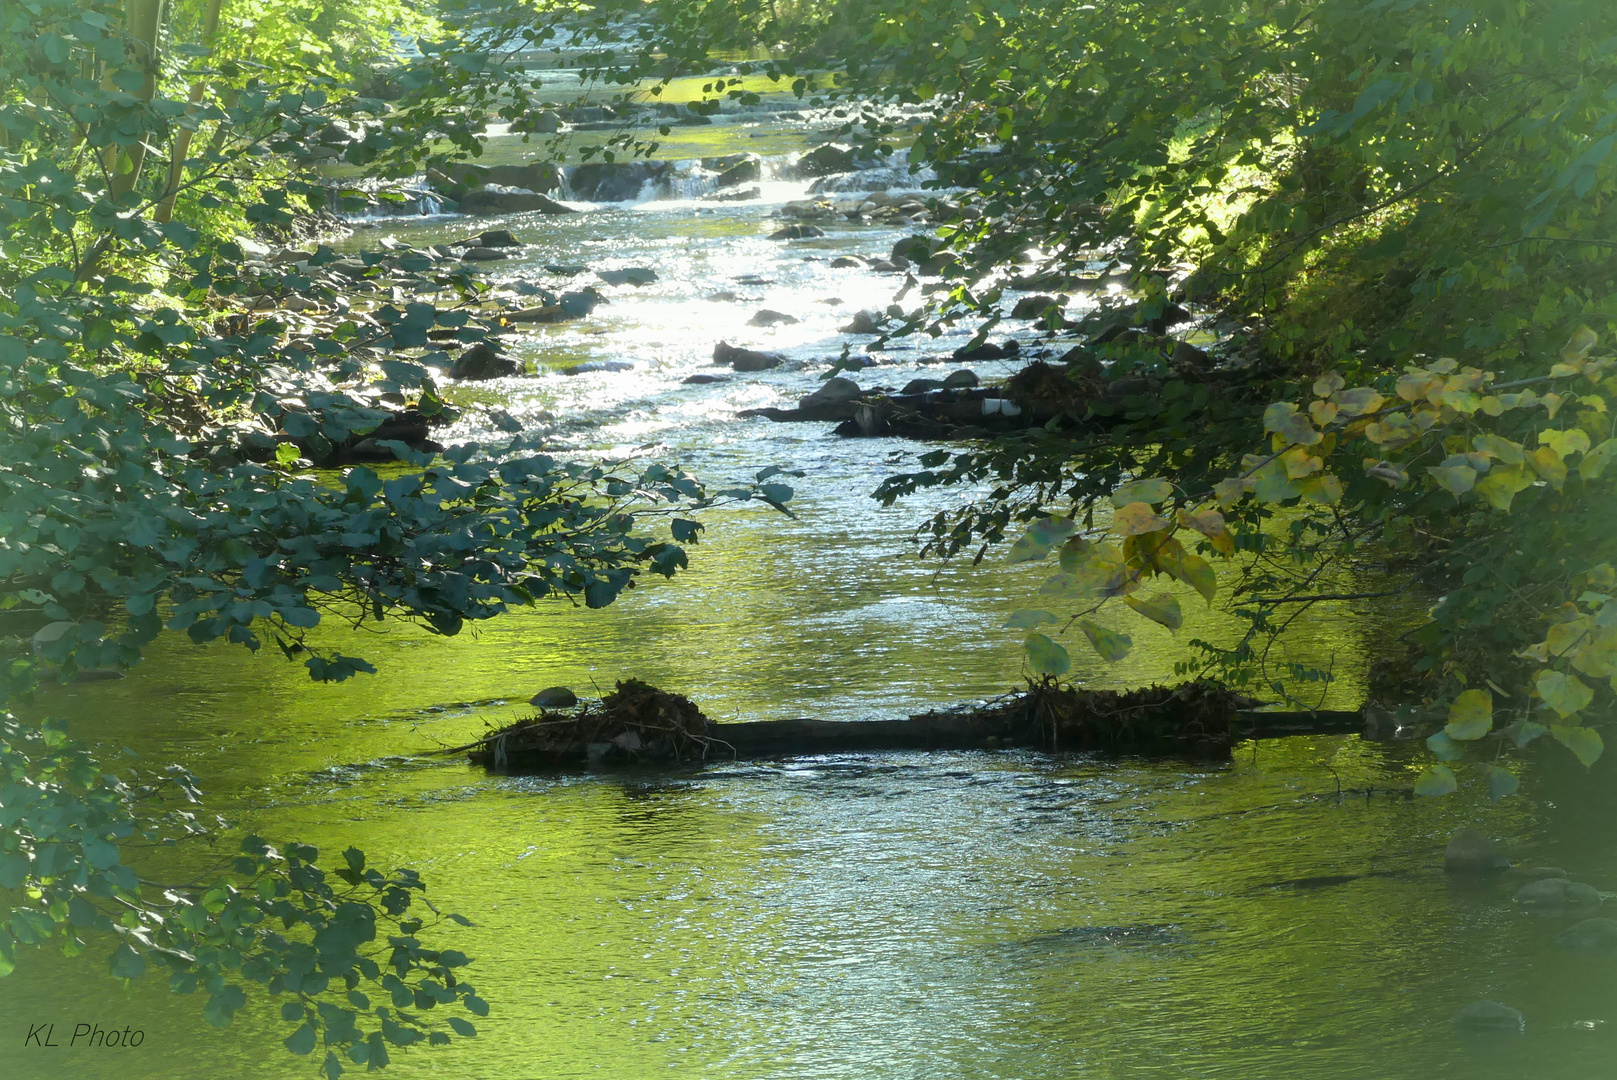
[1312,372,1345,397]
[1551,724,1603,767]
[1444,688,1493,740]
[1077,620,1131,661]
[1024,632,1071,676]
[1540,428,1591,458]
[1126,592,1183,630]
[1472,465,1532,511]
[1485,765,1520,801]
[1536,670,1593,717]
[1164,552,1217,603]
[1004,609,1060,628]
[1111,478,1173,506]
[1113,501,1170,535]
[1527,446,1566,489]
[1578,438,1617,479]
[1414,763,1457,796]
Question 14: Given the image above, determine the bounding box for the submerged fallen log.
[449,678,1366,773]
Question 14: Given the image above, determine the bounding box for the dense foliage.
[544,0,1617,782]
[0,0,791,1069]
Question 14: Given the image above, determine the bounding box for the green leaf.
[446,1016,477,1037]
[1024,632,1071,676]
[1004,609,1059,628]
[1077,620,1131,661]
[1424,730,1465,761]
[1551,724,1604,767]
[1484,765,1520,801]
[1111,478,1173,506]
[1513,720,1549,748]
[1444,689,1493,740]
[1413,763,1457,796]
[109,943,146,980]
[1579,438,1617,480]
[1426,464,1477,497]
[286,1024,318,1056]
[1536,670,1593,717]
[1165,552,1217,603]
[1125,592,1182,631]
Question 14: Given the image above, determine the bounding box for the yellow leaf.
[1471,433,1524,465]
[1542,392,1564,420]
[1551,724,1603,767]
[1426,464,1477,497]
[1546,617,1593,658]
[1113,501,1170,536]
[1297,474,1343,504]
[1282,446,1324,478]
[1536,670,1593,717]
[1308,400,1339,427]
[1111,478,1174,507]
[1263,403,1321,446]
[1472,465,1532,511]
[1077,620,1131,661]
[1578,438,1617,480]
[1561,325,1599,362]
[1332,387,1385,416]
[1213,478,1246,509]
[1165,551,1217,603]
[1527,446,1567,490]
[1444,688,1493,740]
[1571,628,1617,679]
[1312,372,1345,397]
[1540,428,1591,458]
[1126,591,1183,631]
[1178,508,1226,537]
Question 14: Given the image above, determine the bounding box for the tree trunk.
[154,0,222,223]
[106,0,168,203]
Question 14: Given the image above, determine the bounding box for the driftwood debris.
[452,679,1364,773]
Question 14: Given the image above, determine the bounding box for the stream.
[3,104,1614,1080]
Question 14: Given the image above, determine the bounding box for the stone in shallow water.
[1451,1000,1525,1032]
[1555,918,1617,953]
[1444,828,1510,873]
[1515,878,1601,916]
[530,687,578,709]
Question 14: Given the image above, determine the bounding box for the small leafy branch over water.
[1002,329,1616,793]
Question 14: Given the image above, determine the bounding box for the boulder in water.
[682,374,728,385]
[769,223,828,240]
[530,686,579,709]
[1450,1001,1525,1032]
[714,341,784,371]
[900,378,946,395]
[460,247,508,262]
[800,377,862,409]
[792,143,857,177]
[471,229,524,248]
[840,309,886,334]
[748,309,799,327]
[1444,828,1510,874]
[1011,294,1060,320]
[1555,917,1617,953]
[954,340,1019,361]
[566,161,671,202]
[707,184,761,202]
[829,255,867,269]
[713,155,762,188]
[1515,877,1601,916]
[597,267,658,287]
[458,186,576,216]
[561,360,634,375]
[450,343,521,381]
[944,369,980,388]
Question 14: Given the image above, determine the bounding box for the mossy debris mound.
[468,679,710,770]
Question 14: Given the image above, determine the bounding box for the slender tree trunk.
[154,0,222,223]
[106,0,167,203]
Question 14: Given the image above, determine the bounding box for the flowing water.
[5,106,1614,1080]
